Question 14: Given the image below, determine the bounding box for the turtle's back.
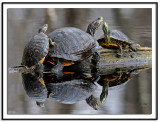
[48,27,98,61]
[110,30,133,44]
[21,33,49,67]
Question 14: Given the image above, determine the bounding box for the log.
[8,45,152,75]
[97,45,152,74]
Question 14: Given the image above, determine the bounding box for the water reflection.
[21,67,141,111]
[22,73,47,108]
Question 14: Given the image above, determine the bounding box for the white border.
[3,3,156,120]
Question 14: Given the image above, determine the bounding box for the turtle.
[21,24,55,74]
[44,73,100,110]
[45,17,103,77]
[21,73,48,108]
[97,22,138,57]
[97,69,138,103]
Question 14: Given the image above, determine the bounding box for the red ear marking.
[90,104,95,109]
[92,20,98,25]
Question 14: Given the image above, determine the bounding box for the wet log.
[8,45,152,75]
[98,45,152,74]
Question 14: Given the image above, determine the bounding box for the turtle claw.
[117,54,122,58]
[117,49,123,58]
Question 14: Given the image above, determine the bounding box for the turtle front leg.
[92,51,100,66]
[51,59,64,78]
[91,51,100,81]
[117,44,123,58]
[49,38,56,46]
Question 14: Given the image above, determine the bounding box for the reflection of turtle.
[97,22,138,57]
[21,24,55,74]
[21,73,47,108]
[44,73,100,110]
[44,17,103,77]
[98,69,137,103]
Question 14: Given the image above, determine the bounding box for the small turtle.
[21,73,47,108]
[21,24,55,74]
[44,73,100,110]
[45,17,103,77]
[98,69,137,103]
[97,22,138,57]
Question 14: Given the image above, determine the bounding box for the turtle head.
[86,95,100,110]
[38,24,48,33]
[36,102,45,108]
[100,92,108,104]
[92,17,103,29]
[102,22,111,43]
[87,17,103,36]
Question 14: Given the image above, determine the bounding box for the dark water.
[7,8,152,114]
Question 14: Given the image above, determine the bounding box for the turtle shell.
[21,33,49,67]
[46,80,97,104]
[21,73,47,103]
[97,30,134,48]
[110,30,134,45]
[48,27,99,61]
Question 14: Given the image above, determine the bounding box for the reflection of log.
[98,46,152,74]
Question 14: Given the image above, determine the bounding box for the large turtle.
[21,24,55,74]
[21,73,47,108]
[44,73,100,110]
[97,22,138,57]
[45,17,103,76]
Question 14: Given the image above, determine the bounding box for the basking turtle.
[21,73,47,108]
[21,24,55,74]
[44,73,100,110]
[98,69,137,103]
[97,22,138,57]
[45,17,103,76]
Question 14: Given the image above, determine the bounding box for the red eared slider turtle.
[46,17,103,77]
[98,69,137,103]
[98,22,138,57]
[44,73,100,110]
[21,24,55,74]
[22,73,47,108]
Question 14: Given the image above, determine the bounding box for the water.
[7,8,152,114]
